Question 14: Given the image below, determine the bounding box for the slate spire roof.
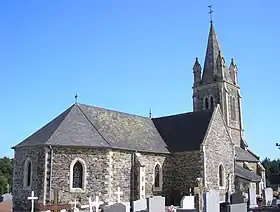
[201,22,232,84]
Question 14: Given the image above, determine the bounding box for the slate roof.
[14,104,169,154]
[235,164,262,182]
[235,146,259,162]
[152,110,213,152]
[14,104,214,153]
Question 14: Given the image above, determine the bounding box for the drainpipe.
[131,151,135,212]
[49,146,53,202]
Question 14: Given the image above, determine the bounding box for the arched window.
[219,164,225,187]
[153,163,162,191]
[231,96,236,120]
[154,164,160,188]
[70,158,87,192]
[23,158,32,188]
[73,161,83,188]
[210,96,214,109]
[204,97,209,110]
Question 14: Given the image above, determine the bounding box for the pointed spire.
[193,57,202,87]
[229,58,238,85]
[201,22,232,83]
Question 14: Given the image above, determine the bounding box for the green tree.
[0,157,13,194]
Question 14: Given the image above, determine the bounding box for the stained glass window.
[154,164,160,188]
[73,161,83,188]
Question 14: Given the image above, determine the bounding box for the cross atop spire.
[208,5,214,23]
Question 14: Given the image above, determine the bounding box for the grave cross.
[114,187,123,203]
[93,196,104,212]
[37,188,71,212]
[27,191,38,212]
[81,197,94,212]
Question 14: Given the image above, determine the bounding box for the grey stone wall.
[203,108,235,202]
[50,147,170,205]
[51,147,110,205]
[12,147,45,212]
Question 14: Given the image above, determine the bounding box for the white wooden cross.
[114,187,123,203]
[27,191,38,212]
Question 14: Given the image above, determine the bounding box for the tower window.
[219,164,225,187]
[204,97,209,110]
[231,96,236,120]
[210,96,214,109]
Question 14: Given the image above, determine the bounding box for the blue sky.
[1,0,279,159]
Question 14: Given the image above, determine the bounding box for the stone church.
[12,22,266,211]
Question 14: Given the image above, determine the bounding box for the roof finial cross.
[208,5,214,23]
[75,93,78,104]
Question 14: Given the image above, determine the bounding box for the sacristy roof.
[235,146,259,162]
[152,109,213,152]
[235,164,262,182]
[13,103,214,153]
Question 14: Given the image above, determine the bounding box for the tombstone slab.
[230,190,243,204]
[133,199,146,212]
[229,203,247,212]
[180,196,195,209]
[104,202,129,212]
[263,187,273,206]
[147,196,165,212]
[203,190,220,212]
[248,187,257,208]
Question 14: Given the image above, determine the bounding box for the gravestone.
[180,196,195,209]
[203,190,220,212]
[104,202,129,212]
[229,203,247,212]
[28,191,38,212]
[147,196,165,212]
[133,199,146,212]
[248,187,257,208]
[263,187,273,206]
[230,190,243,204]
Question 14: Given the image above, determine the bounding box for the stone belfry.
[192,17,245,147]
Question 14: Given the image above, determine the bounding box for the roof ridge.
[76,104,112,147]
[77,103,149,119]
[152,109,213,120]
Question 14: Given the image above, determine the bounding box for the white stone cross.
[92,196,104,212]
[69,199,78,209]
[27,191,38,212]
[81,197,94,212]
[114,187,123,203]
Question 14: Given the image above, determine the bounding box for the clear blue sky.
[1,0,279,160]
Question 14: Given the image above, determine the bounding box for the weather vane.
[208,5,214,23]
[149,108,152,119]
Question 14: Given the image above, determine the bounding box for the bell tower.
[192,20,245,147]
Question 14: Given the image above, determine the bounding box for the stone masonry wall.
[51,147,110,205]
[51,147,170,205]
[12,147,45,212]
[204,108,235,202]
